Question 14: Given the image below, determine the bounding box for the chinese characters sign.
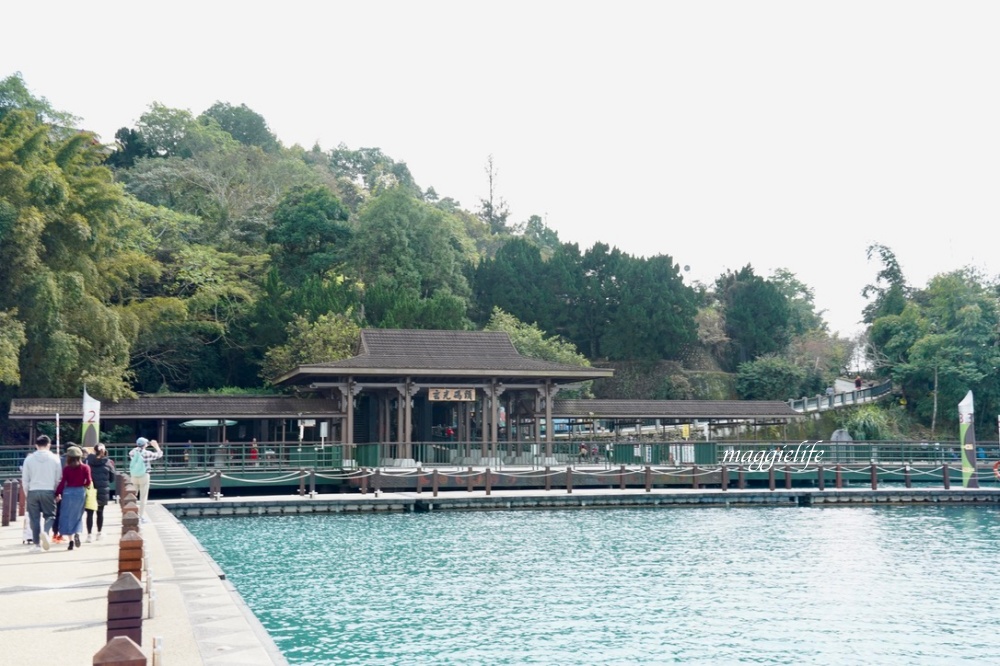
[429,388,476,401]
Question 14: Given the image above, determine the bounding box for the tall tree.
[716,265,791,368]
[267,185,352,285]
[862,243,908,323]
[477,154,510,235]
[0,106,144,398]
[199,102,280,152]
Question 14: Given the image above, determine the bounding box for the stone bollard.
[115,473,127,504]
[119,531,144,580]
[1,480,11,527]
[107,573,144,646]
[93,635,146,666]
[18,481,25,516]
[122,509,140,537]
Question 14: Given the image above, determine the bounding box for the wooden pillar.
[396,385,405,449]
[403,378,413,459]
[490,381,499,460]
[345,379,355,448]
[544,382,554,459]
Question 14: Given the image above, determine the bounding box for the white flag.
[82,388,101,449]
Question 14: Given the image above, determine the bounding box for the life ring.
[993,460,1000,481]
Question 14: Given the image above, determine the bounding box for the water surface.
[183,506,1000,665]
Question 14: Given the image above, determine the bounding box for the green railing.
[2,439,996,479]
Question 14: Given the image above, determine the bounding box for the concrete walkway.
[0,499,286,665]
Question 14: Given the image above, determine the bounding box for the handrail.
[788,379,894,413]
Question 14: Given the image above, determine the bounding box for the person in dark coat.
[84,443,116,542]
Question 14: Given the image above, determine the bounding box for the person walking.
[21,435,62,553]
[85,443,116,541]
[129,437,163,523]
[55,445,92,551]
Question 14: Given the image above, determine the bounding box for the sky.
[3,2,999,339]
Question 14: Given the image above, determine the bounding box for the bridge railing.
[789,379,894,413]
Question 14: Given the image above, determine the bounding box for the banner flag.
[82,388,101,450]
[958,391,979,488]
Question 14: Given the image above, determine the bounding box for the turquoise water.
[183,506,1000,665]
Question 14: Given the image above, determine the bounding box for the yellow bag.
[84,484,98,511]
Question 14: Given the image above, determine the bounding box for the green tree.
[862,243,908,323]
[199,102,280,152]
[769,268,827,334]
[260,312,360,383]
[105,127,154,169]
[471,237,548,325]
[267,185,352,285]
[0,104,142,399]
[485,307,593,397]
[601,254,698,361]
[735,355,806,400]
[350,188,472,328]
[716,265,791,368]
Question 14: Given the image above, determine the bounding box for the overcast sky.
[4,1,999,338]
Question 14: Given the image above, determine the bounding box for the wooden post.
[106,572,144,645]
[310,470,316,496]
[690,465,699,490]
[485,468,492,496]
[566,466,573,494]
[467,467,474,493]
[720,464,728,491]
[870,462,878,490]
[817,465,825,491]
[835,464,843,489]
[361,469,368,495]
[416,470,423,494]
[768,465,776,491]
[118,532,143,581]
[645,465,652,492]
[298,469,306,496]
[784,465,792,490]
[18,481,25,516]
[545,466,551,491]
[1,481,10,527]
[93,635,146,666]
[432,469,439,497]
[904,464,912,489]
[619,465,626,490]
[943,462,951,489]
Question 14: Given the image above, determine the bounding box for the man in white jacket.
[22,435,62,552]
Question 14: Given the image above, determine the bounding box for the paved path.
[0,499,286,665]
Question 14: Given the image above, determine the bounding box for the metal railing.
[788,379,894,413]
[2,437,996,478]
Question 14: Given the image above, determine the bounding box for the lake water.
[182,506,1000,665]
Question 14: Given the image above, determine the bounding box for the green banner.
[958,391,979,488]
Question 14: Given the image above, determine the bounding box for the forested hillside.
[17,72,999,441]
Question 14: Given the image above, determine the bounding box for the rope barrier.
[150,474,214,487]
[218,472,306,484]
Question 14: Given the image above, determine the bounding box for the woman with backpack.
[84,443,116,542]
[129,437,163,523]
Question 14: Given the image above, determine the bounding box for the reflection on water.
[183,506,1000,665]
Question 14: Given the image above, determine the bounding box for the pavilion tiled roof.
[8,395,340,420]
[553,399,799,420]
[275,329,613,384]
